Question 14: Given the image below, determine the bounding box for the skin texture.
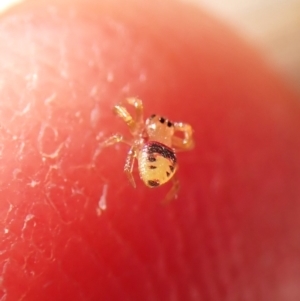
[0,0,300,300]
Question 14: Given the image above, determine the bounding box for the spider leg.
[114,97,144,135]
[93,134,128,163]
[101,135,137,187]
[171,122,195,151]
[162,173,180,204]
[101,133,131,147]
[124,146,137,188]
[125,97,144,125]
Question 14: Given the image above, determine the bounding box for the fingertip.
[1,0,300,300]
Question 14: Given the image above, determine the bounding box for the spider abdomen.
[138,141,177,188]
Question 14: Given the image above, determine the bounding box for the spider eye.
[150,114,156,119]
[159,117,165,124]
[167,121,173,127]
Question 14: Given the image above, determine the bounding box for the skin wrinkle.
[57,253,88,301]
[144,203,189,300]
[87,200,159,300]
[59,236,122,301]
[218,206,249,300]
[177,212,211,300]
[181,215,207,299]
[124,210,176,293]
[167,219,201,300]
[45,269,85,301]
[206,201,231,299]
[217,205,245,301]
[207,202,241,300]
[156,223,184,299]
[125,215,173,300]
[175,199,210,298]
[159,204,200,298]
[98,220,158,301]
[44,181,81,224]
[124,189,179,300]
[183,195,222,300]
[145,212,185,301]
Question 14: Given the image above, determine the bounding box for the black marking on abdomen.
[169,165,175,172]
[146,142,176,164]
[148,180,160,187]
[149,165,157,169]
[166,171,170,177]
[148,156,156,162]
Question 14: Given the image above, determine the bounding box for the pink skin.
[0,0,300,300]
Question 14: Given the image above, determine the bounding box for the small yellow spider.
[102,97,194,202]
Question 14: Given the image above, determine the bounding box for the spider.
[102,97,194,202]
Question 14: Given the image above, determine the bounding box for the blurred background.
[1,0,300,93]
[186,0,300,93]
